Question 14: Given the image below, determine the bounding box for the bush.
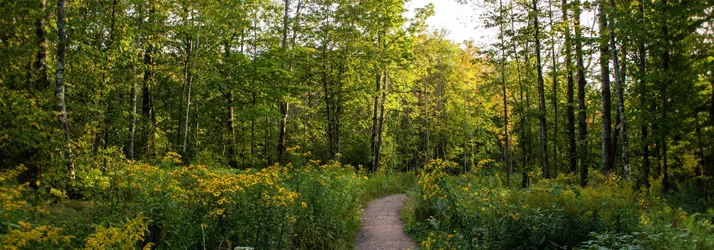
[0,155,415,249]
[404,160,714,249]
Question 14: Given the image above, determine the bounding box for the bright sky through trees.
[406,0,486,44]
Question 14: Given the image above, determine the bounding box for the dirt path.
[354,194,418,250]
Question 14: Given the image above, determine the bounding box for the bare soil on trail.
[354,194,418,250]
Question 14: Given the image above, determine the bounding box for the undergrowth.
[403,159,714,250]
[0,152,416,249]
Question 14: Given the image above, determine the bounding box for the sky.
[404,0,596,48]
[405,0,492,46]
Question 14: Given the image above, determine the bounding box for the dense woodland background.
[3,0,712,192]
[1,0,714,249]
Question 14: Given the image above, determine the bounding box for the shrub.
[0,157,415,249]
[404,162,714,249]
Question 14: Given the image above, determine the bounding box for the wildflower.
[18,221,31,230]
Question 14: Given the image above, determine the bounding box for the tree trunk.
[509,0,527,187]
[661,0,670,194]
[178,68,186,147]
[55,0,75,182]
[108,0,118,45]
[370,73,382,172]
[662,139,669,194]
[142,45,154,158]
[609,0,631,180]
[499,0,512,175]
[35,0,50,89]
[276,111,287,166]
[695,114,706,176]
[704,77,714,175]
[574,0,589,186]
[335,66,344,160]
[518,69,527,188]
[194,98,199,151]
[641,122,650,187]
[598,0,613,176]
[524,43,533,168]
[562,0,577,174]
[265,116,271,164]
[321,29,339,160]
[277,0,290,164]
[127,4,142,161]
[224,42,237,168]
[613,99,620,173]
[374,72,388,172]
[227,90,237,168]
[533,0,550,179]
[637,0,650,188]
[182,39,193,157]
[128,74,138,159]
[548,0,559,176]
[251,93,256,167]
[178,7,190,151]
[100,0,118,167]
[276,104,289,163]
[324,73,334,159]
[141,3,157,159]
[424,77,430,164]
[654,132,661,178]
[710,78,714,128]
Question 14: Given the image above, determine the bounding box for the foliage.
[0,156,415,249]
[1,165,74,249]
[1,0,713,248]
[405,161,714,249]
[83,215,153,250]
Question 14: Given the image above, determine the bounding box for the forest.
[0,0,713,249]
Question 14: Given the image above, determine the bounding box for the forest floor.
[354,194,418,250]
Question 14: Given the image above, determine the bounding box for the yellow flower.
[301,202,308,208]
[18,221,31,230]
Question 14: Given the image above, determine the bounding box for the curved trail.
[354,194,417,250]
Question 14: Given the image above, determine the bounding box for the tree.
[179,10,195,158]
[35,0,50,90]
[532,0,551,179]
[4,0,714,202]
[598,0,613,175]
[547,0,559,175]
[498,0,514,176]
[127,2,143,161]
[277,0,291,164]
[573,0,589,186]
[55,0,75,182]
[367,0,410,172]
[608,0,631,181]
[141,1,158,159]
[562,0,577,174]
